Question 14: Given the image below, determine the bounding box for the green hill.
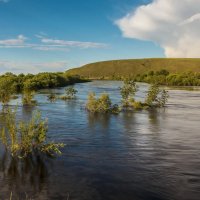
[67,58,200,79]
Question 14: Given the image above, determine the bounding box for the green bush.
[22,90,37,106]
[60,87,78,100]
[120,79,138,107]
[86,92,119,114]
[47,93,57,102]
[0,77,16,106]
[145,84,169,107]
[130,100,144,109]
[0,108,65,158]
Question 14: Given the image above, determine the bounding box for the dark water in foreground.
[0,81,200,200]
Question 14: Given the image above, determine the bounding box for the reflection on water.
[0,150,50,199]
[0,81,200,200]
[88,113,111,130]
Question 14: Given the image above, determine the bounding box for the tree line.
[110,70,200,86]
[0,72,86,106]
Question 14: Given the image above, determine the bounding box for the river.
[0,81,200,200]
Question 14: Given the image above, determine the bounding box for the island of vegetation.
[67,58,200,86]
[86,80,169,113]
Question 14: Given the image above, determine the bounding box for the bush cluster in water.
[86,93,119,114]
[86,80,169,114]
[0,108,65,159]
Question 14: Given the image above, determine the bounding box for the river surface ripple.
[0,81,200,200]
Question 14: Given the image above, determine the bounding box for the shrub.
[60,87,78,100]
[145,84,160,106]
[86,92,98,113]
[130,100,144,109]
[47,93,57,102]
[0,108,65,158]
[86,92,119,114]
[0,77,16,106]
[120,79,138,107]
[22,79,37,106]
[22,90,37,106]
[157,89,169,107]
[145,84,169,107]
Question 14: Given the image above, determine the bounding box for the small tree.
[145,84,160,106]
[0,108,65,158]
[96,93,112,113]
[47,93,57,102]
[0,77,15,106]
[22,90,36,106]
[86,92,119,113]
[86,92,98,113]
[120,79,138,106]
[145,84,169,107]
[22,80,36,106]
[60,87,78,100]
[65,87,78,99]
[157,89,169,107]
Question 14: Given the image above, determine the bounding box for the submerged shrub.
[145,84,169,107]
[157,89,169,107]
[0,108,65,158]
[65,87,78,98]
[22,80,37,106]
[86,92,119,114]
[60,87,78,100]
[0,77,16,106]
[130,100,144,109]
[120,79,138,107]
[22,90,37,106]
[86,92,98,113]
[145,84,160,106]
[47,93,57,102]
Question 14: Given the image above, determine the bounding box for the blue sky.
[0,0,166,73]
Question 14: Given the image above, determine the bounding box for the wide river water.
[0,81,200,200]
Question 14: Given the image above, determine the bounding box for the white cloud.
[38,36,108,49]
[0,60,68,74]
[0,35,26,45]
[116,0,200,58]
[32,46,69,52]
[0,35,108,51]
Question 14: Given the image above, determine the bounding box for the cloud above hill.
[116,0,200,58]
[0,35,108,51]
[0,60,68,74]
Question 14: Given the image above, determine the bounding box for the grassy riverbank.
[66,58,200,86]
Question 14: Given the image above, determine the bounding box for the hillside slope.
[67,58,200,79]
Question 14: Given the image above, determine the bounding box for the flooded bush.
[86,92,119,114]
[47,93,57,102]
[0,108,65,159]
[22,79,37,106]
[120,79,138,107]
[22,90,37,106]
[145,84,169,108]
[60,87,78,100]
[120,80,169,110]
[130,100,144,110]
[0,77,16,106]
